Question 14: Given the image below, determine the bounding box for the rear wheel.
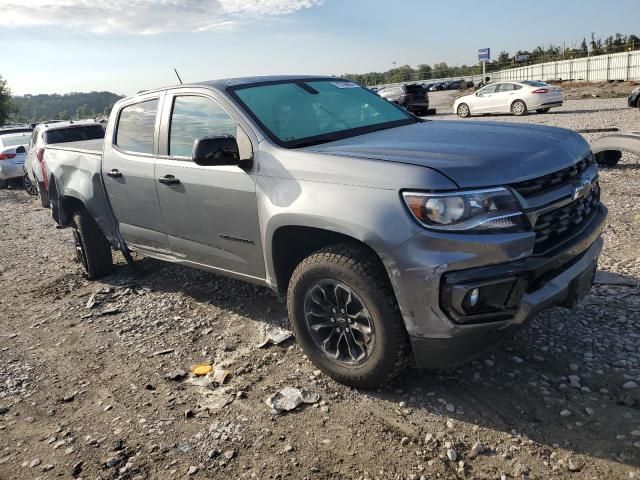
[71,209,114,279]
[38,182,50,208]
[23,172,38,196]
[511,100,527,116]
[536,108,551,113]
[457,103,471,118]
[287,244,410,389]
[0,179,8,189]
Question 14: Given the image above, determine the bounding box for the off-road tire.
[287,243,410,389]
[38,181,50,208]
[71,209,114,279]
[457,103,471,118]
[536,108,551,113]
[511,100,528,116]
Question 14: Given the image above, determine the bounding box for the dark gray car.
[42,76,606,388]
[377,84,430,115]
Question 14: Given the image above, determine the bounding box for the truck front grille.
[532,183,600,254]
[511,154,595,198]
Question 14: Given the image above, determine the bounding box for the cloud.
[0,0,323,34]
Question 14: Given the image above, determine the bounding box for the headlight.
[402,188,527,232]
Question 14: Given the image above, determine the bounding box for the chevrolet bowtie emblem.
[572,176,594,200]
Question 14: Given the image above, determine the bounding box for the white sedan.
[453,81,563,118]
[0,131,31,188]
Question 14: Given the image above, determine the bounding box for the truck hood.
[303,121,590,188]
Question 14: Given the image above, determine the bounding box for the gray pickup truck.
[42,76,607,388]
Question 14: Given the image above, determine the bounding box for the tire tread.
[72,210,114,279]
[287,243,411,388]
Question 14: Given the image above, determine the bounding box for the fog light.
[468,288,480,307]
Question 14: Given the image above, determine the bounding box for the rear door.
[102,94,169,254]
[493,83,518,112]
[155,89,264,279]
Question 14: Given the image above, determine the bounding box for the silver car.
[0,130,31,187]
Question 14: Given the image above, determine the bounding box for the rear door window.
[497,83,516,92]
[115,99,158,154]
[43,125,105,145]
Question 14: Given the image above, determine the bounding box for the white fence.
[492,50,640,83]
[373,51,640,89]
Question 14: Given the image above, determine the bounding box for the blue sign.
[478,48,490,62]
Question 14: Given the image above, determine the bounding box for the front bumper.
[386,203,607,369]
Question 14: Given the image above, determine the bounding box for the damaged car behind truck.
[41,76,607,388]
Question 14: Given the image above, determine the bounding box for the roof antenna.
[174,68,183,85]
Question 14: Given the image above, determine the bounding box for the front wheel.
[457,103,471,118]
[71,209,114,279]
[536,108,551,113]
[511,100,528,116]
[287,244,410,389]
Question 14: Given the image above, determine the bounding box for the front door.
[472,84,499,113]
[154,93,265,279]
[102,96,169,254]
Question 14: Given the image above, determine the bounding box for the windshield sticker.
[331,81,359,89]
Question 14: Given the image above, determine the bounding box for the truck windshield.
[231,80,416,148]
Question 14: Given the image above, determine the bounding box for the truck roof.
[136,75,339,96]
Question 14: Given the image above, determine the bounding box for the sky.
[1,0,637,96]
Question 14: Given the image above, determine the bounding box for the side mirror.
[15,146,26,154]
[192,135,240,167]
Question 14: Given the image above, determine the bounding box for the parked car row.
[0,120,105,200]
[376,83,431,115]
[425,79,473,91]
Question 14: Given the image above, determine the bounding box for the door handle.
[107,169,123,178]
[158,175,180,186]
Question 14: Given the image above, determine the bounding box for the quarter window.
[169,96,237,158]
[115,99,158,154]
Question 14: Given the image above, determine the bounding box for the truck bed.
[44,139,120,249]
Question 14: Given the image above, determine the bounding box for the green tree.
[580,38,588,55]
[416,64,432,80]
[0,75,16,125]
[497,51,511,65]
[76,104,96,119]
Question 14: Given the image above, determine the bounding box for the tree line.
[8,90,123,123]
[344,32,640,86]
[0,77,123,125]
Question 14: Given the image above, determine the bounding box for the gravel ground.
[0,96,639,480]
